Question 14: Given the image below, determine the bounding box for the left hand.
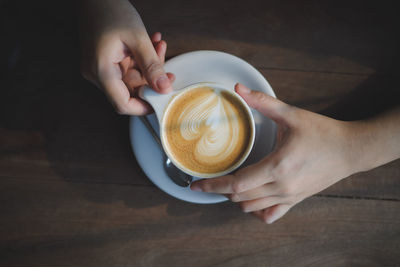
[190,83,359,224]
[79,0,174,115]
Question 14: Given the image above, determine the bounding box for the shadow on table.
[320,72,399,121]
[0,0,398,222]
[0,0,243,223]
[0,2,151,204]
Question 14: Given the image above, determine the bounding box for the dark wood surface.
[1,1,399,266]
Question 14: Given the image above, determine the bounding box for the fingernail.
[266,217,276,224]
[156,75,171,92]
[190,184,202,192]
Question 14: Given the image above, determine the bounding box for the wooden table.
[1,1,399,266]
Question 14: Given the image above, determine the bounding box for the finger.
[230,182,278,202]
[150,31,167,63]
[259,204,292,224]
[122,69,174,94]
[252,209,271,223]
[155,40,167,63]
[127,35,173,94]
[119,57,131,76]
[239,196,282,213]
[191,160,274,194]
[235,83,290,122]
[167,72,175,83]
[100,66,152,115]
[151,32,162,43]
[128,57,135,68]
[103,78,152,115]
[122,68,146,90]
[119,56,136,76]
[252,210,263,219]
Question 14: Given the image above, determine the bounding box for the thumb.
[235,83,290,122]
[130,35,173,94]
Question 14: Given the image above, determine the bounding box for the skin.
[191,83,400,224]
[80,0,400,224]
[79,0,175,115]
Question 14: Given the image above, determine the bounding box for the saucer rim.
[129,50,276,204]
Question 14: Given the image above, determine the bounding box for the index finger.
[190,159,274,194]
[99,62,151,115]
[102,77,152,115]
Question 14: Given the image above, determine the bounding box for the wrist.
[342,120,382,174]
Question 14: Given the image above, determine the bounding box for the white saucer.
[129,50,276,204]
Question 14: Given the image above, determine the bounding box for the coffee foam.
[163,86,252,174]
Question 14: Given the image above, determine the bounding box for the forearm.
[348,106,400,173]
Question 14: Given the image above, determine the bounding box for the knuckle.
[286,197,297,205]
[271,161,288,180]
[272,166,286,179]
[231,181,246,194]
[254,91,270,105]
[289,194,304,205]
[272,155,295,179]
[282,104,300,126]
[279,102,294,116]
[114,104,128,115]
[279,182,295,197]
[131,31,149,46]
[230,194,241,202]
[144,61,163,76]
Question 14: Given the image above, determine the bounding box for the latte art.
[178,91,239,162]
[163,86,252,174]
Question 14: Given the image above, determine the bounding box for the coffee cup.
[139,82,255,178]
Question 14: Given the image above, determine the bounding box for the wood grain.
[0,0,399,266]
[0,178,399,267]
[1,67,398,199]
[137,0,399,75]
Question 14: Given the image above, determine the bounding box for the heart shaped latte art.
[178,92,239,164]
[164,86,251,174]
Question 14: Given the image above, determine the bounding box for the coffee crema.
[162,86,252,174]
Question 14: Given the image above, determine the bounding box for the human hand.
[80,0,174,115]
[191,83,358,224]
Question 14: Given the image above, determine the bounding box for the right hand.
[79,0,174,115]
[191,84,359,223]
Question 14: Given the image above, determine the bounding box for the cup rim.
[160,82,256,178]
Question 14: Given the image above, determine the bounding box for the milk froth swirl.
[164,86,251,174]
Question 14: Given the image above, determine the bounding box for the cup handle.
[139,85,174,124]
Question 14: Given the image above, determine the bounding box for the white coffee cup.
[139,82,255,178]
